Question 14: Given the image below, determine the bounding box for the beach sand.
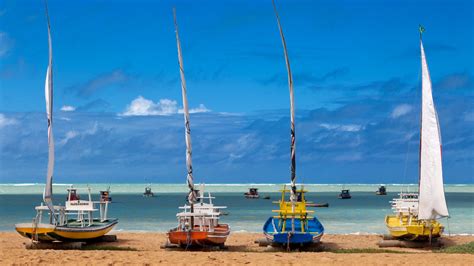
[0,232,472,265]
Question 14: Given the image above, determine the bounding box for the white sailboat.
[166,8,230,248]
[385,26,449,240]
[15,1,117,242]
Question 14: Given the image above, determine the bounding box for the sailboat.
[15,1,117,242]
[166,8,230,248]
[385,26,449,241]
[262,0,324,247]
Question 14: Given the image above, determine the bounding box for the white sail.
[173,9,197,204]
[43,2,55,214]
[418,38,449,220]
[272,0,297,203]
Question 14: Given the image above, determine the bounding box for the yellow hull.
[385,215,444,240]
[15,223,57,242]
[15,219,118,242]
[52,224,115,240]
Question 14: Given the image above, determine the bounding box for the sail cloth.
[272,0,297,202]
[43,1,55,215]
[173,9,197,204]
[418,39,449,220]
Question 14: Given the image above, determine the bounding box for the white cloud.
[85,122,99,135]
[179,104,211,114]
[0,32,13,57]
[59,130,79,146]
[391,104,413,118]
[0,113,17,128]
[121,96,210,116]
[60,105,76,112]
[320,123,363,132]
[58,122,99,146]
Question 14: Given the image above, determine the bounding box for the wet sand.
[0,232,472,265]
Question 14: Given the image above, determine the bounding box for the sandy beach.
[0,232,472,265]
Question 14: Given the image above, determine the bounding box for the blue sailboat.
[262,0,325,247]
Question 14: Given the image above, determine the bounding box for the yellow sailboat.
[385,26,449,241]
[15,1,117,242]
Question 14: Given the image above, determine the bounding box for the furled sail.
[272,0,297,202]
[43,1,55,215]
[418,28,449,220]
[173,8,197,204]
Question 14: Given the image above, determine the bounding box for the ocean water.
[0,183,472,234]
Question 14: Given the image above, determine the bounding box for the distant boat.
[262,0,324,248]
[100,187,112,202]
[15,1,117,242]
[338,189,352,199]
[143,184,155,197]
[376,185,387,196]
[385,26,449,241]
[166,9,229,248]
[245,188,260,199]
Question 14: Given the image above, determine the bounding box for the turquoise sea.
[1,183,472,234]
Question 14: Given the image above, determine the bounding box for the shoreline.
[0,232,472,265]
[5,229,472,236]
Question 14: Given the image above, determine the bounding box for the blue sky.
[0,0,472,183]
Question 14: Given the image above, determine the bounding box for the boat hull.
[15,219,118,242]
[50,219,118,241]
[168,224,230,247]
[263,217,324,246]
[15,223,57,242]
[385,215,444,240]
[245,195,259,199]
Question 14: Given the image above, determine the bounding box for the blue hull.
[263,217,324,245]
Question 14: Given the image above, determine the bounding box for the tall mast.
[417,24,424,192]
[272,0,297,203]
[43,0,55,219]
[173,9,197,217]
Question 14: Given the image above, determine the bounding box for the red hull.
[168,224,230,247]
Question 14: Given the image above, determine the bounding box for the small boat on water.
[15,2,117,242]
[262,0,324,248]
[143,184,155,197]
[385,26,449,241]
[376,185,387,195]
[166,9,230,248]
[338,189,352,199]
[245,188,260,199]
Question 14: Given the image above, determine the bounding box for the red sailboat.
[166,8,230,248]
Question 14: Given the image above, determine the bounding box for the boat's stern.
[15,223,56,241]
